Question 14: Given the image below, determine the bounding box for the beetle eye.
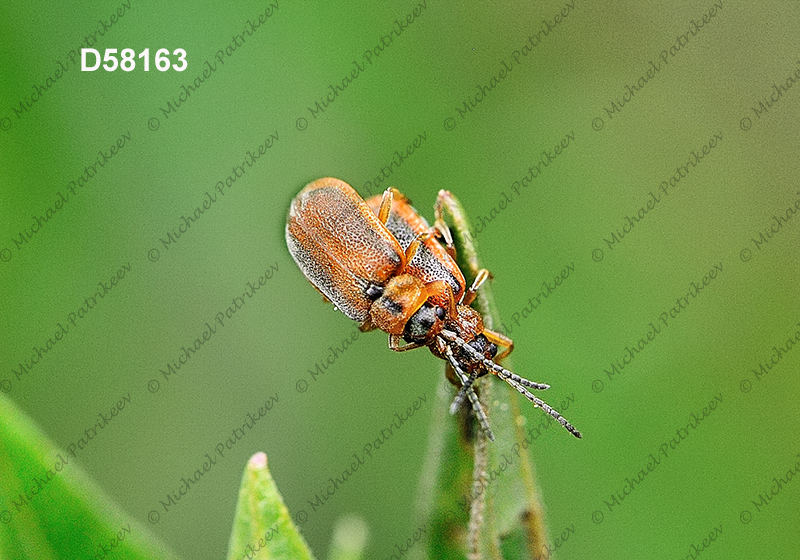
[365,284,384,300]
[435,306,446,320]
[404,305,438,342]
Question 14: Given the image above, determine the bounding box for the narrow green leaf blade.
[226,452,316,560]
[0,393,181,560]
[411,190,553,559]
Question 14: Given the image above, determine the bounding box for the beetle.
[365,187,581,440]
[286,177,580,441]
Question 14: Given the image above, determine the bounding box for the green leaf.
[226,452,316,560]
[498,523,531,559]
[0,393,181,560]
[410,191,554,559]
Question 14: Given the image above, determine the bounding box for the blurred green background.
[1,0,799,558]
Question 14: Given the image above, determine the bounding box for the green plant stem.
[412,190,551,559]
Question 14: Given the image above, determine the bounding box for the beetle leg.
[482,328,514,361]
[402,230,434,268]
[377,187,395,224]
[433,191,456,258]
[388,334,424,352]
[461,268,492,306]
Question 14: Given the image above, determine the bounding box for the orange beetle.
[286,177,580,440]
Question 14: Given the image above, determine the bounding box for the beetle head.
[369,274,447,343]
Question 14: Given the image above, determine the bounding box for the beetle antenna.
[442,343,495,442]
[449,367,479,415]
[502,374,582,438]
[439,330,549,390]
[440,329,581,439]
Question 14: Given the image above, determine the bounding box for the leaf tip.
[248,451,268,470]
